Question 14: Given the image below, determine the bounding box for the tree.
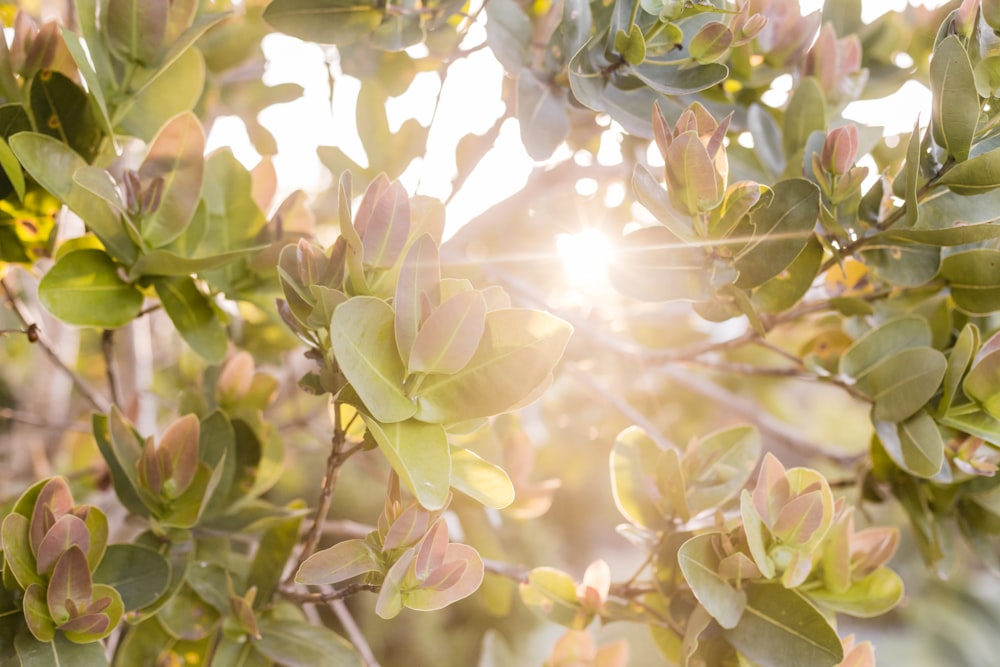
[2,0,1000,664]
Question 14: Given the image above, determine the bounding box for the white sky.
[204,0,954,239]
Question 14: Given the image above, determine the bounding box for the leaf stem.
[1,275,110,413]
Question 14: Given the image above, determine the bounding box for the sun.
[556,228,614,290]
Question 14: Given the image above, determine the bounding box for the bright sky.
[204,0,954,240]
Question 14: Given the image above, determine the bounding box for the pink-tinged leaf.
[23,583,55,642]
[780,547,813,588]
[375,549,414,619]
[740,490,774,579]
[47,546,93,625]
[717,552,762,585]
[217,351,255,404]
[354,174,391,237]
[409,290,487,375]
[580,559,610,603]
[594,640,630,667]
[822,512,852,595]
[752,452,789,526]
[295,539,380,586]
[772,491,826,545]
[250,157,277,211]
[652,102,671,156]
[395,234,441,365]
[137,441,165,497]
[63,584,122,643]
[36,514,90,575]
[664,132,723,214]
[837,635,876,667]
[851,525,900,573]
[421,559,467,591]
[159,414,200,495]
[338,171,367,294]
[58,612,109,635]
[29,477,73,558]
[414,520,449,581]
[403,543,484,612]
[138,111,205,247]
[383,503,434,551]
[549,631,597,664]
[362,179,410,269]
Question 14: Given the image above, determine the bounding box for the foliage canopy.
[3,0,1000,665]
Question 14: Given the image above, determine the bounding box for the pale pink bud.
[821,125,860,176]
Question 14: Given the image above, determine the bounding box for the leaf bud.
[821,125,860,176]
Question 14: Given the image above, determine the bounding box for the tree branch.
[280,582,379,604]
[102,329,123,408]
[1,276,110,413]
[287,409,364,585]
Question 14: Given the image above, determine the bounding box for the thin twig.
[1,276,110,413]
[286,410,364,584]
[330,598,381,667]
[564,365,678,450]
[102,329,123,408]
[483,557,530,583]
[280,583,379,604]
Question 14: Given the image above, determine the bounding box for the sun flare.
[556,228,614,289]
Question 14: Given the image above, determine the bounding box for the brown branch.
[1,276,110,413]
[102,329,124,408]
[286,409,364,585]
[483,557,530,583]
[279,583,378,604]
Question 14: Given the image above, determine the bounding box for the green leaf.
[936,146,1000,195]
[413,309,572,423]
[940,409,1000,448]
[519,567,587,629]
[859,241,940,287]
[724,583,843,667]
[615,25,646,66]
[610,426,664,529]
[0,137,24,201]
[38,249,142,328]
[965,350,1000,419]
[517,69,569,161]
[253,617,363,667]
[630,60,728,96]
[684,425,761,514]
[839,315,931,381]
[14,627,109,667]
[782,78,826,159]
[106,0,168,65]
[751,234,823,314]
[930,35,978,162]
[296,539,380,586]
[129,246,264,279]
[632,163,695,241]
[678,533,746,629]
[26,70,102,163]
[735,179,819,288]
[331,296,416,423]
[93,544,171,612]
[747,104,785,179]
[152,276,227,363]
[1,513,42,588]
[117,47,205,142]
[363,417,451,511]
[264,1,382,44]
[450,447,515,509]
[248,504,305,605]
[9,132,136,263]
[808,567,903,618]
[395,234,440,365]
[138,111,205,247]
[23,584,55,642]
[58,26,115,148]
[158,583,220,641]
[940,323,979,415]
[874,410,945,478]
[867,347,947,422]
[881,223,1000,246]
[939,249,1000,315]
[409,290,486,374]
[484,0,531,73]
